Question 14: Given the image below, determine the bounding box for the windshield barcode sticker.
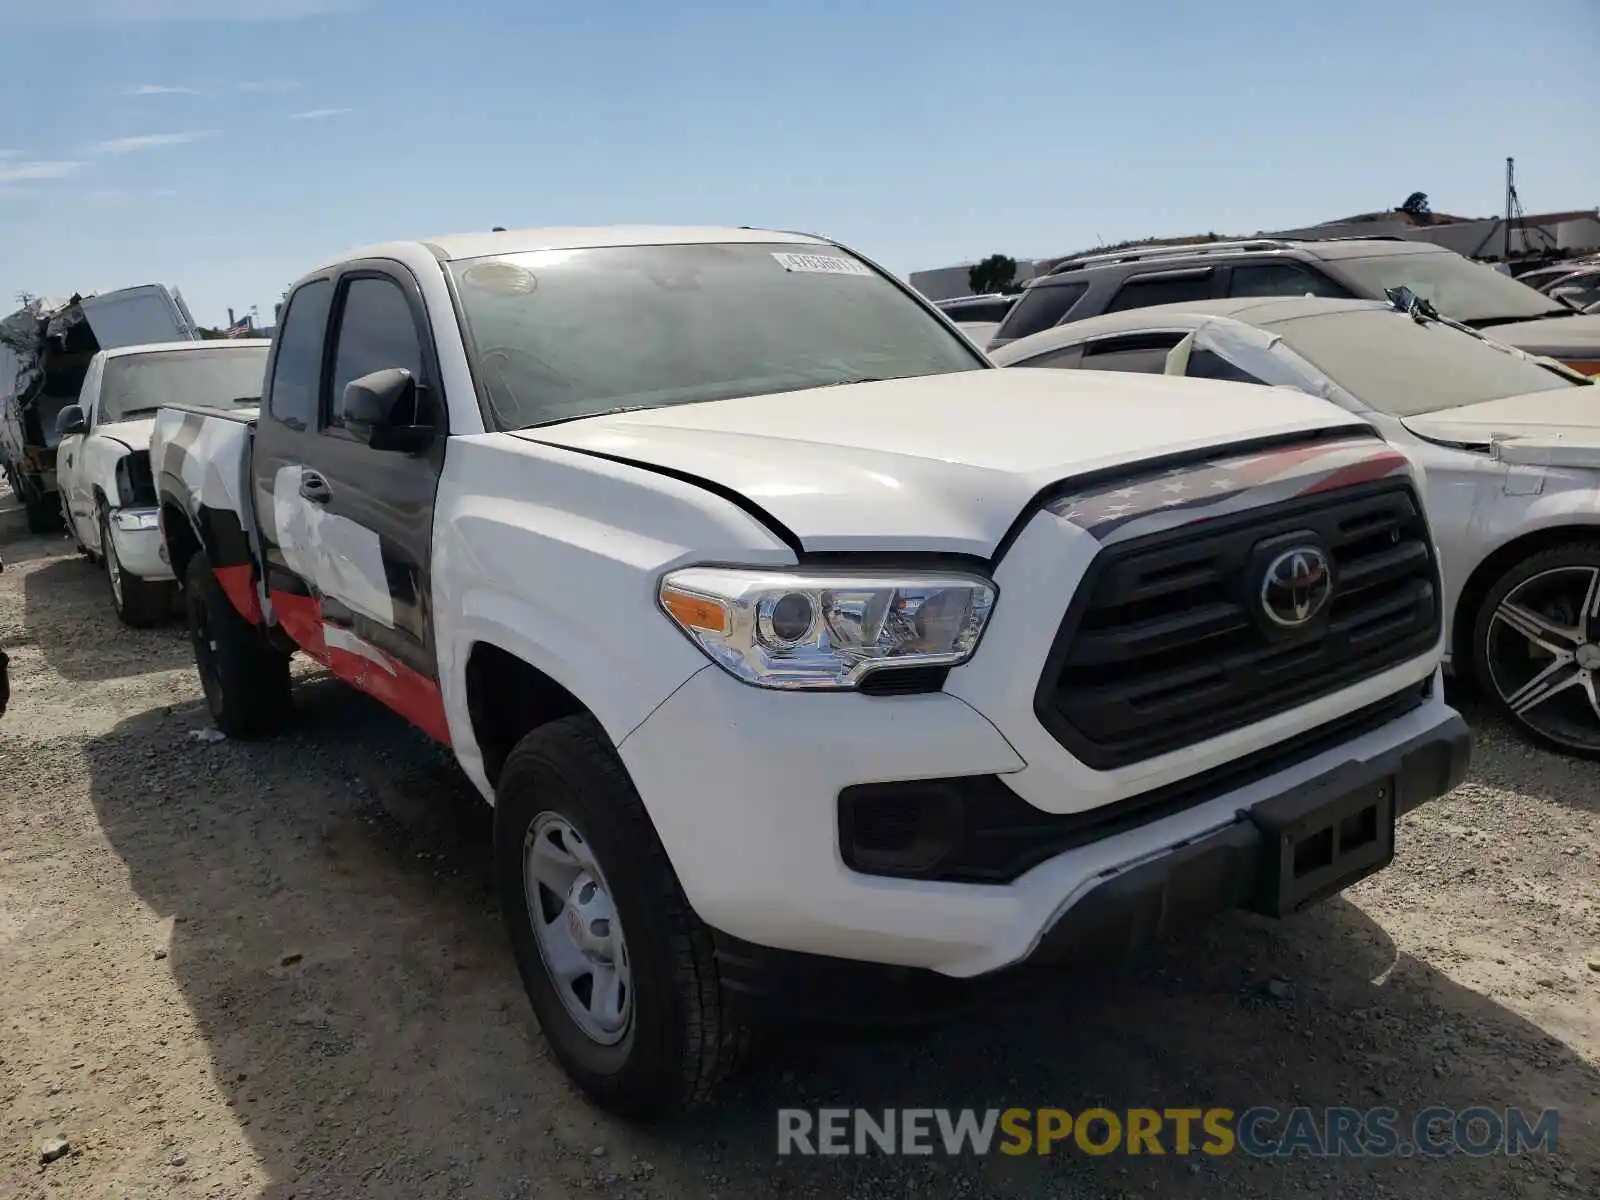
[771,252,874,277]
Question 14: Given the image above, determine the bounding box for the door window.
[1080,333,1186,373]
[1228,263,1350,299]
[267,279,333,432]
[1186,347,1272,385]
[326,277,426,431]
[1013,345,1086,369]
[1104,272,1213,313]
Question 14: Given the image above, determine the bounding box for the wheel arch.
[159,500,204,587]
[1453,524,1600,667]
[463,641,590,791]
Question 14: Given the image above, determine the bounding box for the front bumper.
[618,664,1470,983]
[106,507,174,582]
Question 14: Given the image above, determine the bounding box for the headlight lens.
[110,509,160,532]
[659,567,997,689]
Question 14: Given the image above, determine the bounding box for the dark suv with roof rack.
[985,237,1600,376]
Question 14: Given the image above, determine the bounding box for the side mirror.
[340,368,435,454]
[55,404,86,439]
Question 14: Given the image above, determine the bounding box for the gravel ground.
[0,490,1596,1199]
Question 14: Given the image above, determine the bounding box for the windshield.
[1268,308,1583,417]
[1333,251,1571,325]
[99,346,269,423]
[446,242,984,430]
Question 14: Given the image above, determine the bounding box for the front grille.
[1035,479,1439,770]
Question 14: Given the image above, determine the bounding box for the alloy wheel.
[1484,564,1600,753]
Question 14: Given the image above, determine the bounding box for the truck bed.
[150,403,264,620]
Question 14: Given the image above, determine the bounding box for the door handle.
[299,472,333,505]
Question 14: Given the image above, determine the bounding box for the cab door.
[299,264,450,741]
[253,263,451,743]
[57,353,103,545]
[251,276,336,651]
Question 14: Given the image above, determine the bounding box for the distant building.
[908,259,1043,301]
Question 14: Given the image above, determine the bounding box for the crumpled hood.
[93,417,155,453]
[1476,312,1600,362]
[517,369,1373,556]
[1402,387,1600,468]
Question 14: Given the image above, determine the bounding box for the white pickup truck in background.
[151,225,1471,1116]
[54,339,271,624]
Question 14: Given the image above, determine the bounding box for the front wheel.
[494,714,749,1118]
[183,552,291,736]
[1472,541,1600,758]
[101,511,173,627]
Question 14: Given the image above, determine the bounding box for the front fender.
[83,437,134,508]
[438,590,708,802]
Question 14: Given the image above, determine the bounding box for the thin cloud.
[288,107,354,121]
[128,83,198,96]
[239,79,300,93]
[0,159,85,183]
[89,130,218,154]
[0,0,369,21]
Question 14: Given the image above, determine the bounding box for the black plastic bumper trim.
[714,709,1470,1024]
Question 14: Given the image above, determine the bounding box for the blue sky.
[0,0,1595,327]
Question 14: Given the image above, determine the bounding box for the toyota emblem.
[1260,546,1333,628]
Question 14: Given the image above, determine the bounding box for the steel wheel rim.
[523,812,633,1045]
[102,518,124,608]
[1485,564,1600,752]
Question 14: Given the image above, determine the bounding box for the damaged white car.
[990,292,1600,757]
[55,338,271,625]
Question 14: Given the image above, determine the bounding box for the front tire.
[1472,540,1600,758]
[101,511,173,627]
[183,552,291,736]
[494,714,749,1118]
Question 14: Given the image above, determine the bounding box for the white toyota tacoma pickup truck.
[149,225,1470,1116]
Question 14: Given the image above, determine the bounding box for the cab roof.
[318,225,832,271]
[102,338,271,359]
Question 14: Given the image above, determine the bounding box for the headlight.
[658,567,997,690]
[110,509,160,532]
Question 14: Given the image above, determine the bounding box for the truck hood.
[93,417,156,453]
[1401,387,1600,468]
[516,369,1373,556]
[1477,312,1600,362]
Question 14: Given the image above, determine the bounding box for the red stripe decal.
[266,587,449,746]
[213,565,262,625]
[1300,451,1409,496]
[324,637,452,745]
[269,589,327,662]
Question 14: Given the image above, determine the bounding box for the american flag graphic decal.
[1045,436,1411,545]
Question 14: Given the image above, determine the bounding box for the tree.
[1396,191,1431,218]
[968,253,1020,296]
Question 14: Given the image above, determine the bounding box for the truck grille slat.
[1035,479,1440,770]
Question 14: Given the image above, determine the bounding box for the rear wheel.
[183,552,291,736]
[20,480,58,535]
[1472,541,1600,758]
[101,510,173,627]
[494,714,749,1117]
